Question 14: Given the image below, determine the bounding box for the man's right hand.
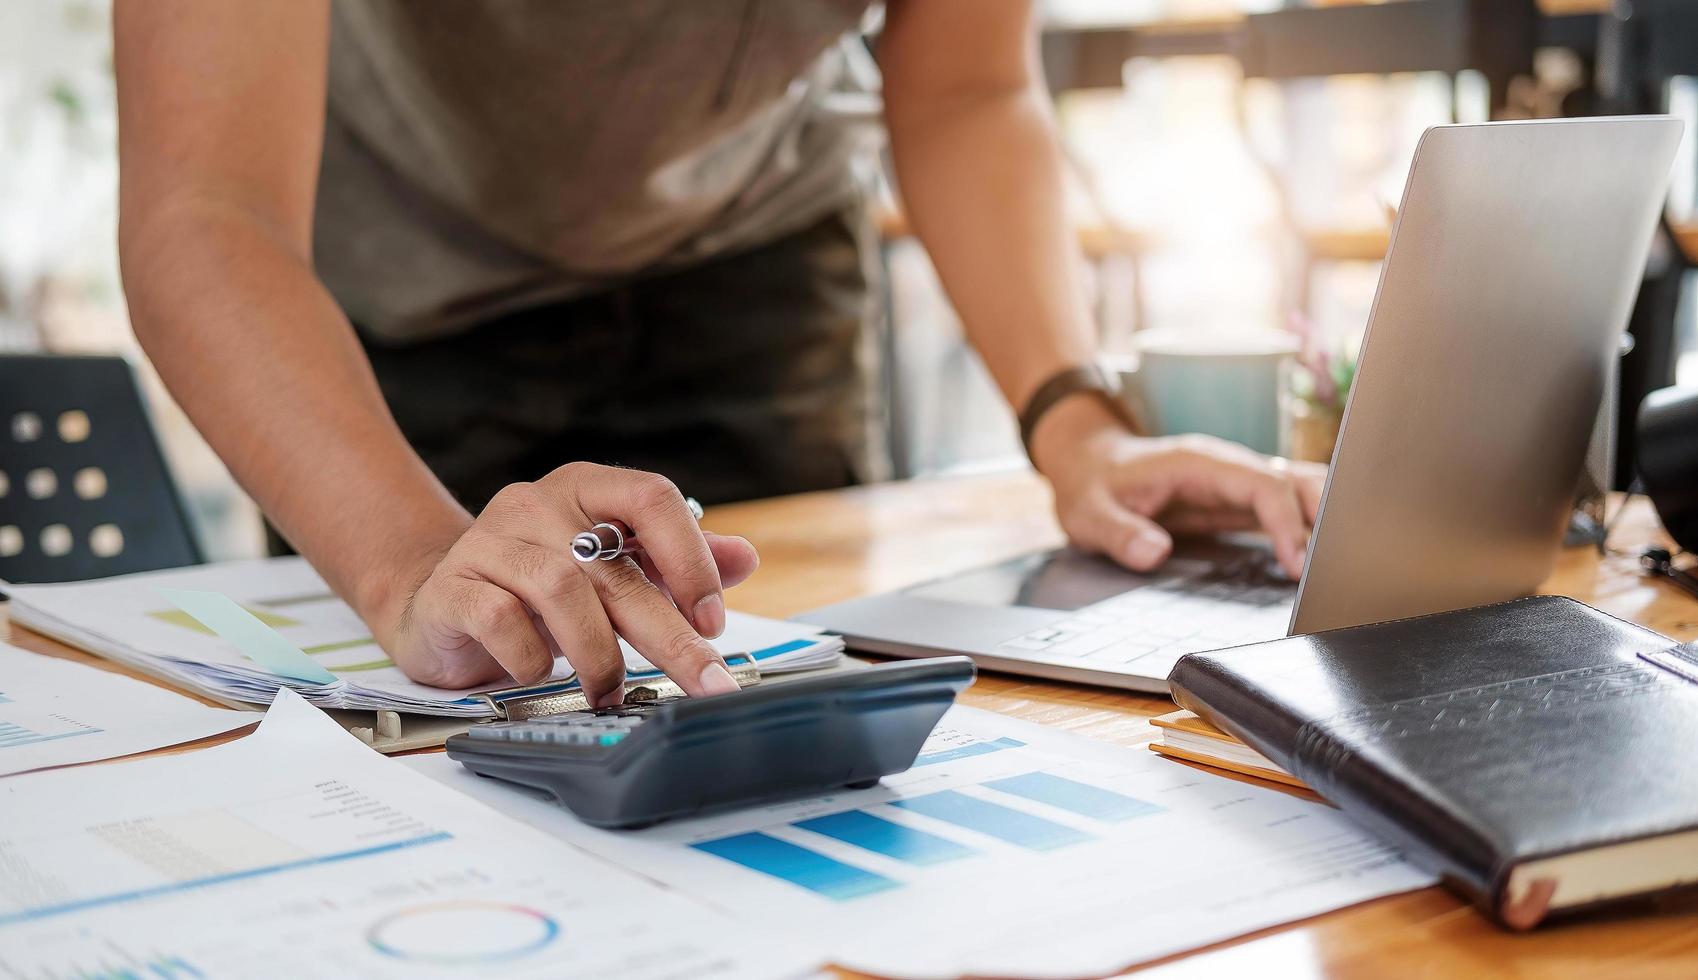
[378,462,759,706]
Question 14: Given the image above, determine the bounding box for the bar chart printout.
[0,643,252,777]
[411,706,1437,979]
[0,714,99,749]
[9,942,206,980]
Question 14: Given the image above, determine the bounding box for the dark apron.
[358,205,880,515]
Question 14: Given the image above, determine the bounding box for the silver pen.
[571,496,704,562]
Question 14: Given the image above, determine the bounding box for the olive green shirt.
[316,0,875,342]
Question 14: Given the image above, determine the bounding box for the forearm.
[121,198,469,625]
[885,83,1098,412]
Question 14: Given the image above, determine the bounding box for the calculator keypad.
[465,703,670,748]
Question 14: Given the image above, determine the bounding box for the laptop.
[798,117,1684,693]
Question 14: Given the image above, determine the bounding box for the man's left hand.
[1031,398,1327,579]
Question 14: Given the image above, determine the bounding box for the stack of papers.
[0,690,819,979]
[624,608,844,677]
[1149,709,1304,788]
[0,643,255,776]
[4,557,844,718]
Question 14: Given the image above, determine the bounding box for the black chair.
[0,353,202,583]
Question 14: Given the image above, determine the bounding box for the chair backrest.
[0,353,202,583]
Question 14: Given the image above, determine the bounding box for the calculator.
[445,657,976,828]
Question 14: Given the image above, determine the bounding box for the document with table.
[0,689,821,980]
[410,704,1435,978]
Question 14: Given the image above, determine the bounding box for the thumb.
[1064,490,1174,572]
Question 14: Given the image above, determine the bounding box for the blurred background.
[3,0,1695,561]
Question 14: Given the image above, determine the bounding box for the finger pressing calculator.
[445,657,976,828]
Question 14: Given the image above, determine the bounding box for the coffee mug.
[1108,330,1297,455]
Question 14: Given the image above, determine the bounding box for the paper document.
[0,689,820,980]
[0,643,255,777]
[5,557,843,717]
[624,608,843,675]
[410,707,1436,978]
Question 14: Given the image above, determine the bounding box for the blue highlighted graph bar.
[891,791,1094,850]
[693,832,900,901]
[984,772,1163,822]
[912,736,1025,767]
[794,810,978,866]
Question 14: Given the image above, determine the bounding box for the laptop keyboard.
[993,556,1296,680]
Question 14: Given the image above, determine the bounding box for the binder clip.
[478,652,762,720]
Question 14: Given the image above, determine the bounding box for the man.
[115,1,1323,709]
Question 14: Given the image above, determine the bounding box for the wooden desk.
[8,472,1698,976]
[1674,221,1698,266]
[1305,221,1698,267]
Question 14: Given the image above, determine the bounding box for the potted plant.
[1282,311,1359,463]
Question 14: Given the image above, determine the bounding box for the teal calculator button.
[598,732,626,746]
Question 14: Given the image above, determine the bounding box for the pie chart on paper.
[366,901,560,965]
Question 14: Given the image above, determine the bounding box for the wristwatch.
[1017,362,1143,463]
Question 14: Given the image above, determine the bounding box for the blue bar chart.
[0,718,98,750]
[984,772,1164,822]
[27,950,205,980]
[692,833,901,900]
[891,791,1096,850]
[793,811,978,866]
[688,767,1166,900]
[677,716,1178,904]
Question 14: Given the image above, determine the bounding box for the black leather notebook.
[1168,596,1698,929]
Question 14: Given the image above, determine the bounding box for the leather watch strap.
[1018,362,1142,463]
